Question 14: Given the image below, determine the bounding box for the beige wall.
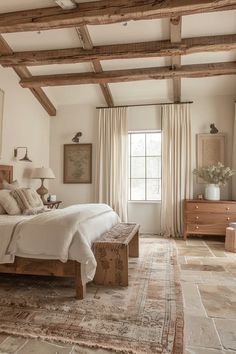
[191,96,235,200]
[49,104,97,205]
[49,104,162,233]
[0,67,50,188]
[49,96,235,234]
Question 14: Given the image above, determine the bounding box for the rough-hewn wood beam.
[0,35,56,116]
[76,26,114,107]
[1,34,236,67]
[19,62,236,88]
[0,1,236,33]
[170,17,182,102]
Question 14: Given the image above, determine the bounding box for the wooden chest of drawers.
[184,200,236,240]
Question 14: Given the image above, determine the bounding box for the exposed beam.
[0,1,236,33]
[0,35,56,116]
[1,34,236,67]
[170,17,182,102]
[19,62,236,88]
[76,26,114,107]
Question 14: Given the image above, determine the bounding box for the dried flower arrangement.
[193,162,234,186]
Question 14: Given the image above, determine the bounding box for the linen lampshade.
[31,167,55,179]
[31,167,55,202]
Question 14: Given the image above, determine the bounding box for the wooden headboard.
[0,165,13,189]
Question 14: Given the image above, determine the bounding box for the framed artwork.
[197,133,226,183]
[0,89,4,159]
[64,144,92,184]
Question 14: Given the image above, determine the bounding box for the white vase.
[205,184,220,201]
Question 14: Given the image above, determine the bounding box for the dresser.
[184,200,236,240]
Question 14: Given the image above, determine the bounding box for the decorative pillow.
[24,207,50,215]
[0,190,21,215]
[2,179,20,191]
[11,188,44,214]
[0,203,6,215]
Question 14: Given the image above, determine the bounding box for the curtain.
[95,107,128,221]
[0,89,4,159]
[232,103,236,200]
[161,104,192,237]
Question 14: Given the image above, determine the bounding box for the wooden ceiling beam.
[1,33,236,67]
[170,17,182,103]
[76,26,114,107]
[0,35,56,116]
[19,61,236,88]
[0,0,236,33]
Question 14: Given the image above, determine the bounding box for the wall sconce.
[14,147,32,162]
[72,132,82,143]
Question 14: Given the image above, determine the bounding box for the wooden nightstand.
[44,201,62,209]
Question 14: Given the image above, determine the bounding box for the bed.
[0,165,119,299]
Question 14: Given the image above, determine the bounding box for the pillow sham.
[2,179,20,191]
[0,190,21,215]
[11,188,44,214]
[0,203,6,215]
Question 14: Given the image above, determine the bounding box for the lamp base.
[36,178,48,203]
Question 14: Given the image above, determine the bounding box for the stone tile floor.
[177,236,236,354]
[0,237,235,354]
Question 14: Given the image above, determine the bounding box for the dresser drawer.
[186,223,226,235]
[185,213,236,225]
[185,202,236,213]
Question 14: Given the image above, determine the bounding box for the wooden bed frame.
[0,165,85,299]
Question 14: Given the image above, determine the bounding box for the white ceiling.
[0,1,236,107]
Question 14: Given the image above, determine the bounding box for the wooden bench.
[93,223,140,287]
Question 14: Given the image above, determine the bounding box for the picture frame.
[64,144,92,184]
[197,133,226,183]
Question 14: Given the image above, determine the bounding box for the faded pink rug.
[0,238,183,354]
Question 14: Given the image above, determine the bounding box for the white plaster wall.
[191,96,235,200]
[0,67,50,188]
[49,104,97,205]
[49,104,162,233]
[49,96,235,234]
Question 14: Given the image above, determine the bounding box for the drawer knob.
[227,217,230,221]
[195,216,199,220]
[226,207,230,211]
[195,226,199,230]
[195,206,199,209]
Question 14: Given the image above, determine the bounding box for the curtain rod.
[96,101,193,109]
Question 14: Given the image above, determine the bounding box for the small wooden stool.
[225,227,236,253]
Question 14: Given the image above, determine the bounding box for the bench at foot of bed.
[0,258,86,300]
[93,223,140,287]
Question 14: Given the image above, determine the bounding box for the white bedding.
[0,204,120,284]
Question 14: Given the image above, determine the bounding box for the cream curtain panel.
[232,103,236,200]
[95,107,128,222]
[161,104,192,237]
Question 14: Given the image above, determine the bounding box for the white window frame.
[128,130,162,203]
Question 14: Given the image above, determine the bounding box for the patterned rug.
[0,238,183,354]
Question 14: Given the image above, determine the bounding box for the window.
[128,131,162,202]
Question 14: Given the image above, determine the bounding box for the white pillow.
[2,180,20,190]
[0,190,21,215]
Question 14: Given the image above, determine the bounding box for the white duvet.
[0,204,120,284]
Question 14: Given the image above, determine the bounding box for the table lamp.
[31,167,55,202]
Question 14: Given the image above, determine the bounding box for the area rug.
[0,237,183,354]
